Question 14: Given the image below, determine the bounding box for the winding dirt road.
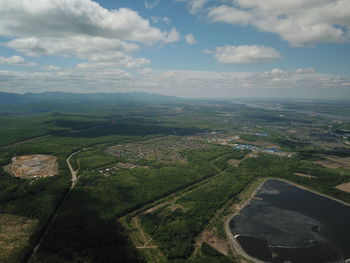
[67,151,80,189]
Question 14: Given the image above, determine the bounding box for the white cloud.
[0,55,36,66]
[5,36,139,57]
[163,28,180,43]
[150,16,171,24]
[266,68,286,75]
[294,67,316,74]
[0,67,349,98]
[0,0,180,69]
[4,35,150,67]
[145,1,159,10]
[0,0,178,44]
[185,33,197,45]
[207,0,350,46]
[177,0,209,14]
[162,17,171,24]
[214,45,281,64]
[76,56,150,69]
[44,65,61,71]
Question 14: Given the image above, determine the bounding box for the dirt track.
[26,150,80,262]
[67,151,80,189]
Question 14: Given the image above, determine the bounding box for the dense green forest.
[1,96,349,263]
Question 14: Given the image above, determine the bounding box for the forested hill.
[0,91,183,105]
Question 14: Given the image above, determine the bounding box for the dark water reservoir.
[230,179,350,263]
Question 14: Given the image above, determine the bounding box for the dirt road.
[66,151,80,189]
[26,150,80,262]
[224,181,265,263]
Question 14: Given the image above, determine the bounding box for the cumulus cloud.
[185,33,197,45]
[0,0,179,68]
[4,35,151,67]
[0,0,178,44]
[214,45,281,64]
[0,55,36,66]
[207,0,350,46]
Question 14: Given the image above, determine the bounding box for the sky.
[0,0,350,99]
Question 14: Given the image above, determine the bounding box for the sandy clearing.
[336,182,350,194]
[195,230,229,256]
[294,173,317,178]
[9,154,58,179]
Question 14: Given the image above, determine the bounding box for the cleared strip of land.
[336,182,350,193]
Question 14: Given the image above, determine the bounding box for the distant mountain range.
[0,91,183,105]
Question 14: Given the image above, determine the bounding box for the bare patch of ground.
[0,214,38,263]
[144,203,168,214]
[315,155,350,170]
[168,203,188,212]
[8,155,58,179]
[336,182,350,193]
[228,153,255,167]
[294,173,317,179]
[228,159,240,167]
[195,229,229,256]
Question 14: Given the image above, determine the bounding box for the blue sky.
[0,0,350,98]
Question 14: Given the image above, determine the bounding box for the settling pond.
[229,179,350,263]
